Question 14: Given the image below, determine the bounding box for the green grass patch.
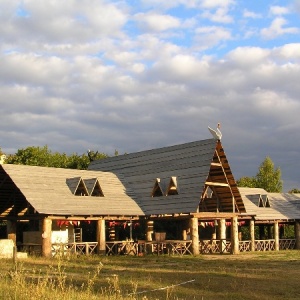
[1,251,300,299]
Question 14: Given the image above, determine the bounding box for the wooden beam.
[205,181,229,187]
[211,162,222,167]
[192,212,239,219]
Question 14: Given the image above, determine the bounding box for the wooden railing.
[106,240,192,256]
[199,239,231,254]
[199,239,296,254]
[48,238,296,257]
[51,242,98,257]
[279,239,296,250]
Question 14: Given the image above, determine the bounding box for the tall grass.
[1,251,300,299]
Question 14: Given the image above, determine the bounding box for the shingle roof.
[239,187,300,221]
[89,138,219,215]
[0,164,144,217]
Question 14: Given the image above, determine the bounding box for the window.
[166,176,179,196]
[152,178,164,197]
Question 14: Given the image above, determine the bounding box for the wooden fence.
[199,239,296,254]
[42,238,297,257]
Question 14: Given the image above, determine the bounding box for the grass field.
[1,251,300,299]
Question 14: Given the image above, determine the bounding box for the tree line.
[237,156,299,193]
[0,145,107,170]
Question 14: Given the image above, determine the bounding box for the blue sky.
[0,0,300,191]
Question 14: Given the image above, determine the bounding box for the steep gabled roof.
[200,141,245,213]
[89,138,244,215]
[0,164,144,218]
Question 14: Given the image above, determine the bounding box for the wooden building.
[0,138,299,256]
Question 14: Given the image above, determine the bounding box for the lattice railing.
[239,240,251,252]
[255,240,275,251]
[52,242,98,257]
[279,239,296,250]
[199,239,231,254]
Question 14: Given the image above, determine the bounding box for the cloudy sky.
[1,0,300,191]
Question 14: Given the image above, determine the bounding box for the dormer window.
[166,177,179,196]
[84,178,104,197]
[255,194,270,207]
[152,178,164,197]
[261,194,270,207]
[66,177,104,197]
[74,178,89,196]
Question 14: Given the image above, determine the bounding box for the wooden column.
[146,220,154,241]
[42,218,52,258]
[231,216,239,254]
[189,217,199,255]
[7,220,17,246]
[295,221,300,250]
[250,219,255,252]
[218,219,226,253]
[97,219,106,255]
[109,223,116,241]
[274,221,279,251]
[145,220,154,254]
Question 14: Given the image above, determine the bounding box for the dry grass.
[1,251,300,299]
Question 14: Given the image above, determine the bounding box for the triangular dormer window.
[74,178,89,196]
[261,194,270,207]
[152,178,164,197]
[258,195,264,207]
[166,176,179,196]
[84,178,104,197]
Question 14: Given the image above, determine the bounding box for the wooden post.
[7,220,17,246]
[231,216,239,254]
[109,223,116,241]
[295,221,300,250]
[42,218,52,258]
[97,219,106,255]
[218,219,226,254]
[189,217,199,255]
[274,221,279,251]
[146,220,154,241]
[146,220,154,254]
[250,219,255,252]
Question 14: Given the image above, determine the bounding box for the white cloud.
[243,9,262,19]
[1,1,300,191]
[134,12,181,32]
[201,7,233,23]
[273,43,300,60]
[194,26,232,49]
[261,17,299,39]
[226,47,270,66]
[200,0,234,9]
[270,5,290,15]
[0,0,128,46]
[140,0,234,10]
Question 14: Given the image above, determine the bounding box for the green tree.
[6,145,51,166]
[5,146,108,170]
[236,176,257,188]
[255,156,282,192]
[288,188,300,193]
[237,156,283,192]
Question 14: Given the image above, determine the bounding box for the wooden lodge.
[0,138,300,257]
